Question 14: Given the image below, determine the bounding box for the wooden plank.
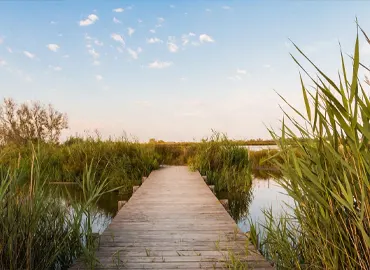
[69,166,273,269]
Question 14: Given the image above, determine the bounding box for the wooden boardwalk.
[71,166,273,269]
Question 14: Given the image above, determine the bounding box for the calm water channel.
[56,170,293,235]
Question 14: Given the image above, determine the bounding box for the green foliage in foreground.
[189,132,252,192]
[0,150,117,270]
[253,26,370,269]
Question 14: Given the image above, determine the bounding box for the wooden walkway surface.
[71,166,273,269]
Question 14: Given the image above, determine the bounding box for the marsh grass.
[0,138,160,192]
[0,147,118,269]
[254,24,370,269]
[189,132,252,192]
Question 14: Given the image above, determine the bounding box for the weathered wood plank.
[69,166,273,269]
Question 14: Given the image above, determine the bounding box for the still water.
[56,172,293,235]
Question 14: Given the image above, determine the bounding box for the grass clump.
[0,148,117,269]
[254,24,370,269]
[189,132,252,192]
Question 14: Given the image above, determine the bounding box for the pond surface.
[55,172,293,235]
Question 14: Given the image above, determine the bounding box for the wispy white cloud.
[127,47,142,59]
[237,69,247,75]
[49,65,62,71]
[149,29,156,34]
[79,14,99,26]
[50,21,57,25]
[6,47,12,53]
[0,59,7,66]
[117,47,124,53]
[84,34,92,40]
[148,61,172,69]
[96,75,103,81]
[181,33,196,46]
[47,43,60,52]
[113,17,121,24]
[113,8,124,12]
[111,33,125,45]
[93,60,100,66]
[94,39,103,46]
[138,19,143,23]
[199,34,214,43]
[228,75,242,81]
[205,8,212,12]
[168,42,178,53]
[264,64,271,68]
[170,5,175,8]
[63,54,69,58]
[157,17,165,23]
[88,48,99,58]
[222,6,232,10]
[128,27,135,36]
[23,51,35,59]
[147,37,163,44]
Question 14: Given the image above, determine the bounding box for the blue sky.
[0,1,370,141]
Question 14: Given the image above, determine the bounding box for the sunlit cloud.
[128,27,135,37]
[222,6,232,10]
[111,33,125,45]
[127,47,142,60]
[94,39,103,46]
[168,42,178,53]
[96,75,103,81]
[88,48,99,58]
[113,8,124,12]
[147,37,163,44]
[113,17,121,24]
[148,60,172,69]
[23,51,35,59]
[79,14,99,26]
[199,34,214,43]
[47,43,60,52]
[237,69,247,74]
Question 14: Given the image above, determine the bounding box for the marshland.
[1,1,370,269]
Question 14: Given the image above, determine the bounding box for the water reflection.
[52,185,130,233]
[237,178,294,232]
[216,172,293,233]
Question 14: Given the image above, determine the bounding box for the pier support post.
[117,200,127,211]
[133,186,140,194]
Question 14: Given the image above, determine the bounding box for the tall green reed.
[256,24,370,269]
[0,146,118,269]
[189,132,252,192]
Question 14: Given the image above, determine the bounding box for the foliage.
[0,150,115,270]
[0,98,68,145]
[189,132,252,192]
[0,138,160,192]
[257,25,370,269]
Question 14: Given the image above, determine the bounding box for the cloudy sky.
[0,1,370,141]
